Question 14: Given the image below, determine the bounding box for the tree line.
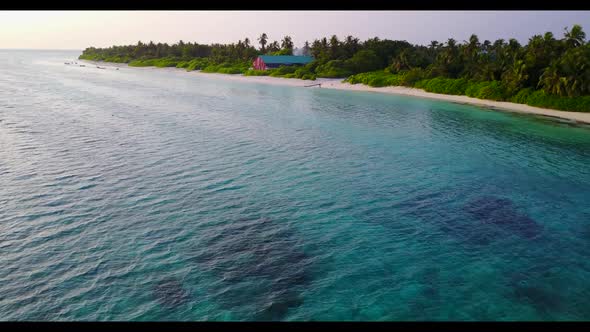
[79,25,589,111]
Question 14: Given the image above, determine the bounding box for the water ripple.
[1,50,590,321]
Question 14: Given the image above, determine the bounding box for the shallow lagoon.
[1,50,590,320]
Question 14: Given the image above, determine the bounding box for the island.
[79,26,590,114]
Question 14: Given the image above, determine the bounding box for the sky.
[1,11,589,50]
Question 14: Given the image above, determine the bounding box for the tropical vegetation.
[79,25,590,112]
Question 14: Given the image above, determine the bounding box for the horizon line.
[0,48,84,51]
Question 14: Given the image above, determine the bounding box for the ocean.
[1,50,590,321]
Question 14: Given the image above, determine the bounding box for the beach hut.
[252,55,314,71]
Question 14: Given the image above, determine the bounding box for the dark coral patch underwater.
[153,277,191,308]
[464,196,543,240]
[190,216,314,320]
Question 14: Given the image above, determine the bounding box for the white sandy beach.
[198,72,590,125]
[81,60,590,125]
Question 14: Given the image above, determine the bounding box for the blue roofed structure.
[253,55,314,70]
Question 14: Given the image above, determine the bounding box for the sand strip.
[79,60,590,125]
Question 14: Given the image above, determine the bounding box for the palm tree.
[302,41,311,56]
[482,40,491,53]
[427,41,440,59]
[447,38,457,48]
[344,36,360,57]
[258,33,268,53]
[466,34,480,54]
[310,40,322,58]
[434,38,462,77]
[544,32,555,43]
[281,36,293,50]
[507,38,522,59]
[391,48,410,72]
[155,43,162,58]
[502,59,528,95]
[133,40,145,57]
[267,41,280,54]
[461,34,481,77]
[492,39,506,52]
[564,24,586,48]
[280,36,294,55]
[329,35,340,59]
[539,62,565,96]
[523,34,558,87]
[555,46,590,96]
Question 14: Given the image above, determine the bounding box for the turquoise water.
[1,50,590,321]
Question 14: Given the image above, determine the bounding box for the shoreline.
[80,60,590,125]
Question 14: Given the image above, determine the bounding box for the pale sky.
[1,11,589,50]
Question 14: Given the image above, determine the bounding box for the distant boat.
[64,62,70,65]
[96,66,106,69]
[79,65,86,67]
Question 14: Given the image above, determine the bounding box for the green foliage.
[104,55,132,63]
[539,46,590,97]
[472,81,509,101]
[217,67,244,74]
[416,79,589,111]
[417,78,509,101]
[293,67,307,78]
[128,57,182,68]
[291,61,319,79]
[524,90,590,112]
[128,59,155,67]
[510,88,534,104]
[412,79,428,89]
[243,66,315,80]
[501,60,529,96]
[270,65,299,76]
[201,62,248,74]
[270,49,293,56]
[400,68,427,87]
[346,71,403,87]
[464,81,489,97]
[186,58,210,71]
[316,60,353,78]
[79,53,132,63]
[417,77,469,95]
[154,58,181,68]
[424,77,507,100]
[345,50,382,74]
[176,61,189,68]
[79,24,590,112]
[303,61,320,73]
[244,69,273,76]
[389,47,432,73]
